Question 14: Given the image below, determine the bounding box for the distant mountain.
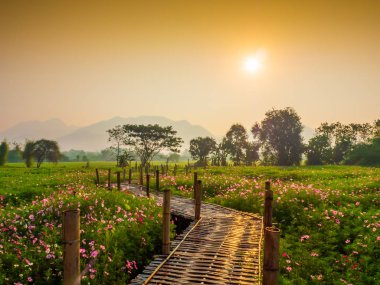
[58,116,214,151]
[0,119,77,143]
[1,116,316,151]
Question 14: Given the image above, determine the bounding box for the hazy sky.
[1,0,379,136]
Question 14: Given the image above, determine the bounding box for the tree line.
[1,107,378,167]
[0,139,61,168]
[189,107,379,166]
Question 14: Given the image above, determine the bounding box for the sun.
[243,50,267,74]
[244,57,262,73]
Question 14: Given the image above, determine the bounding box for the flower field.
[1,163,379,284]
[0,163,171,284]
[159,165,380,284]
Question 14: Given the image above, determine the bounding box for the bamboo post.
[193,172,198,199]
[116,171,121,190]
[107,168,111,190]
[146,174,150,197]
[194,180,202,220]
[156,169,159,190]
[264,181,273,228]
[263,227,280,285]
[95,168,100,184]
[63,209,80,285]
[128,168,132,184]
[139,167,143,186]
[162,188,171,255]
[122,167,126,182]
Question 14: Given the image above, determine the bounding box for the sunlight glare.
[244,50,267,74]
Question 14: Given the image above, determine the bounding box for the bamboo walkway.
[125,184,263,285]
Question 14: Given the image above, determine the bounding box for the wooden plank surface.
[127,184,263,285]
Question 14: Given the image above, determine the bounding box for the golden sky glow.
[0,0,379,135]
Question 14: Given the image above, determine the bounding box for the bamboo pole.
[194,180,202,220]
[122,167,126,182]
[162,188,171,255]
[116,171,121,190]
[264,181,273,228]
[146,174,150,197]
[107,168,111,190]
[156,169,159,190]
[95,168,100,185]
[128,168,132,184]
[263,226,280,285]
[63,209,80,285]
[193,172,198,199]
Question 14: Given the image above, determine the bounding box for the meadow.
[1,162,379,284]
[0,162,174,285]
[158,165,380,284]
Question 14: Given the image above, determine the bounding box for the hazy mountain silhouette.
[58,116,214,151]
[0,119,77,143]
[1,116,316,151]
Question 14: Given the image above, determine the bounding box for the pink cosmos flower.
[90,250,99,258]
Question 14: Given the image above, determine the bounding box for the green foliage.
[8,143,23,163]
[22,140,35,168]
[252,107,304,166]
[306,134,333,165]
[345,138,380,166]
[0,164,172,284]
[33,139,61,168]
[225,124,250,165]
[122,124,183,167]
[158,165,380,284]
[0,140,9,166]
[310,122,376,165]
[189,136,216,166]
[211,138,228,166]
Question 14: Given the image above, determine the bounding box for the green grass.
[157,165,380,284]
[1,162,379,284]
[0,162,174,284]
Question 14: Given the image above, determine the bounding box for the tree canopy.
[33,139,61,168]
[122,124,183,167]
[225,124,249,166]
[189,136,216,166]
[0,140,9,166]
[252,107,304,166]
[107,125,125,166]
[306,121,376,165]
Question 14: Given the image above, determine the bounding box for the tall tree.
[225,124,249,166]
[211,138,229,166]
[33,139,61,168]
[122,124,183,167]
[23,140,35,168]
[309,122,375,164]
[252,107,304,166]
[189,137,216,166]
[245,142,260,166]
[306,134,333,165]
[0,140,9,166]
[107,125,125,166]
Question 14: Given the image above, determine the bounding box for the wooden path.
[125,184,263,285]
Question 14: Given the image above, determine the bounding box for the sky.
[1,0,379,136]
